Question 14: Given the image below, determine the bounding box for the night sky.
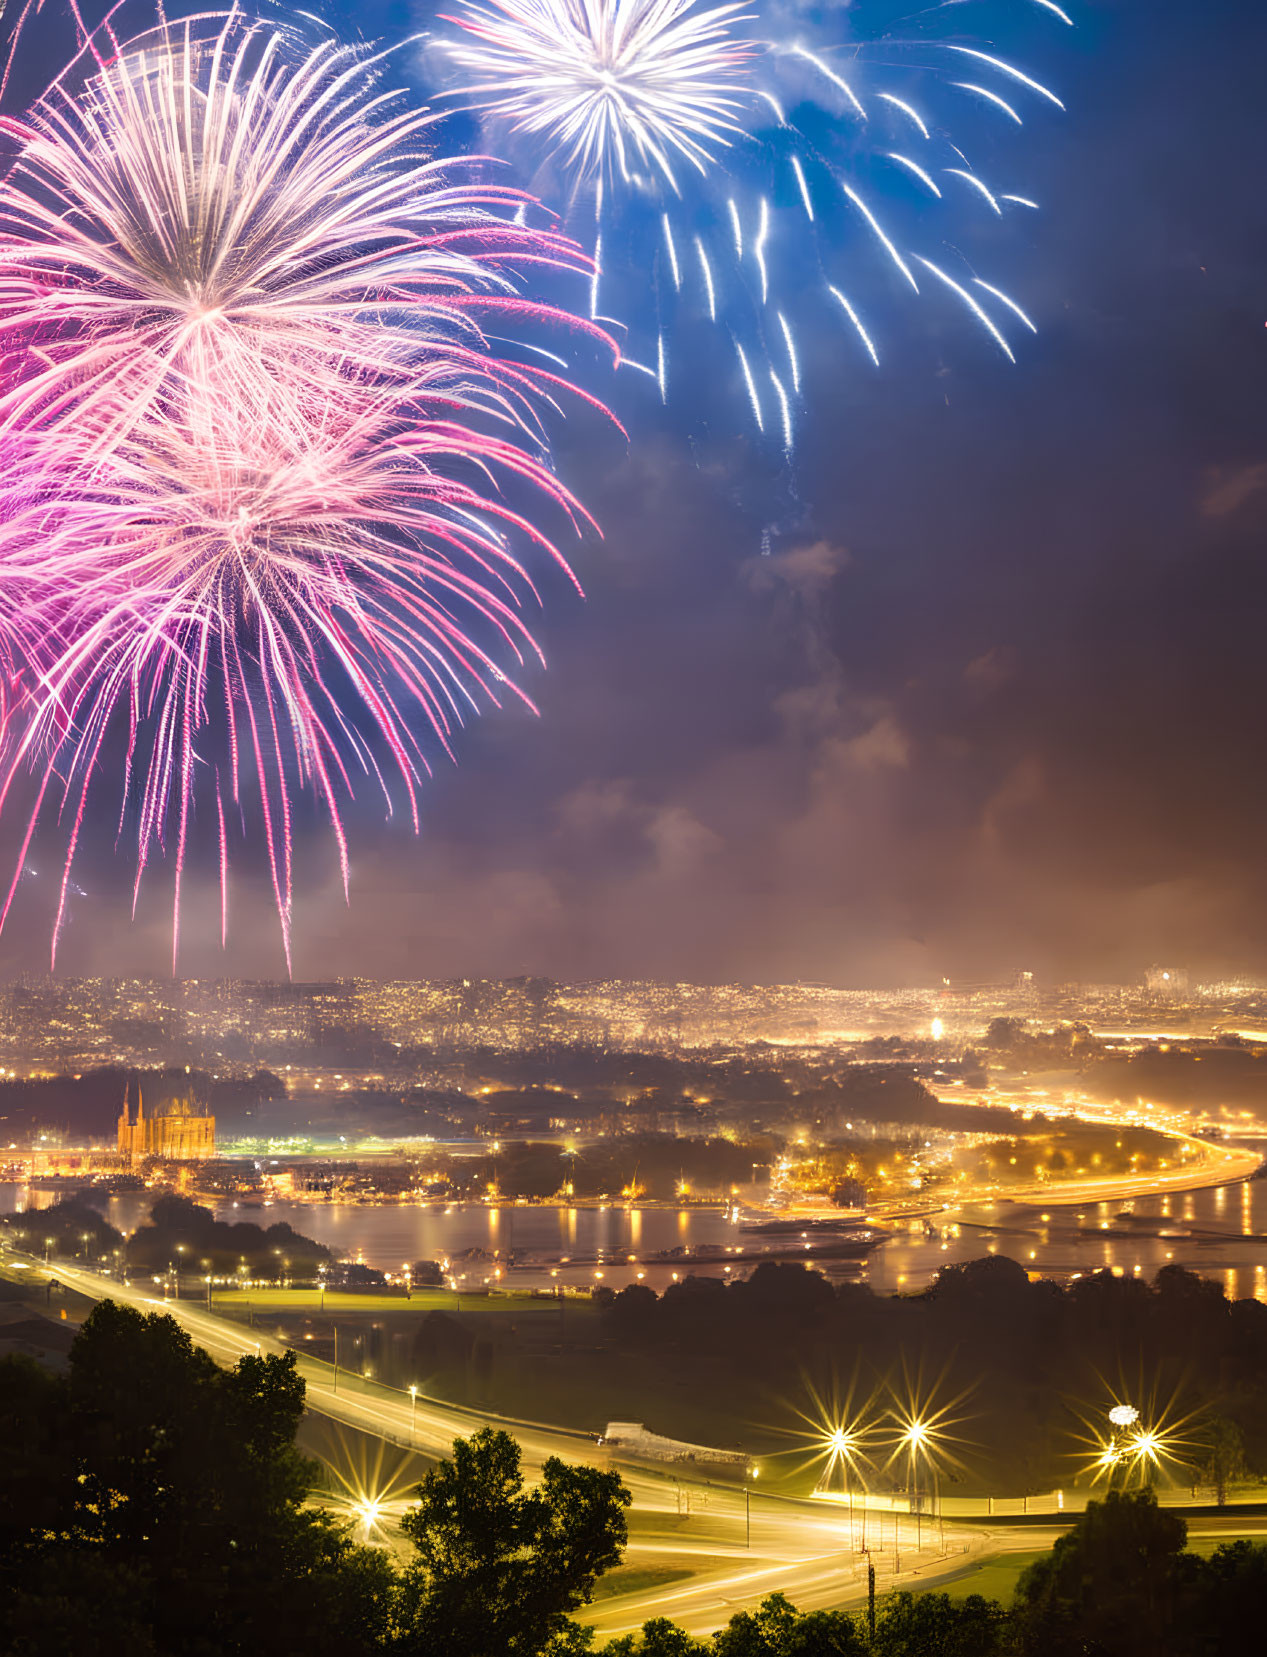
[6,0,1267,985]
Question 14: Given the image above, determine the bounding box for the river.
[8,1164,1267,1298]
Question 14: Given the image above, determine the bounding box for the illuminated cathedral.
[117,1084,215,1163]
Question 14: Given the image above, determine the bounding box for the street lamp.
[353,1495,383,1541]
[409,1383,418,1445]
[900,1419,933,1550]
[818,1421,872,1549]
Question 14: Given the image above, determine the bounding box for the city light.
[1072,1379,1202,1489]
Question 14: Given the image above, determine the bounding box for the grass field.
[207,1287,598,1318]
[917,1550,1044,1602]
[590,1564,695,1602]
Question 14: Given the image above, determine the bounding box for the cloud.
[743,538,850,599]
[644,804,723,876]
[963,647,1017,695]
[1201,462,1267,518]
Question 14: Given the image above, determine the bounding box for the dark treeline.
[442,1135,783,1201]
[588,1259,1267,1492]
[1080,1042,1267,1112]
[983,1020,1267,1120]
[2,1194,331,1276]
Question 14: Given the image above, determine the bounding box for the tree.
[0,1300,393,1657]
[985,1017,1027,1050]
[1177,1539,1267,1657]
[397,1427,631,1657]
[712,1594,863,1657]
[1197,1415,1246,1506]
[1014,1488,1187,1657]
[872,1592,1006,1657]
[600,1620,705,1656]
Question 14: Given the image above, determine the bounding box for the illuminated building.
[117,1084,215,1162]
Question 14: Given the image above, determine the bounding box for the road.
[28,1253,1267,1638]
[858,1123,1263,1231]
[30,1254,998,1633]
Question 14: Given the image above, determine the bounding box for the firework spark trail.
[0,11,613,970]
[0,14,612,461]
[438,0,1073,434]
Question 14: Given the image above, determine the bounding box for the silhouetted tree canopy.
[0,1301,393,1657]
[396,1426,630,1657]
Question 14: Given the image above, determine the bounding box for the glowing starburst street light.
[901,1420,932,1452]
[775,1375,882,1549]
[1130,1428,1166,1472]
[882,1369,975,1556]
[897,1418,936,1549]
[812,1413,879,1551]
[313,1429,417,1542]
[1073,1384,1201,1490]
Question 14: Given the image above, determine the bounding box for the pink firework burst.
[0,9,613,970]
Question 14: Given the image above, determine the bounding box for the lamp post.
[409,1384,418,1446]
[900,1419,932,1553]
[822,1424,868,1551]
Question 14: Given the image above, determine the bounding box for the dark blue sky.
[9,0,1267,985]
